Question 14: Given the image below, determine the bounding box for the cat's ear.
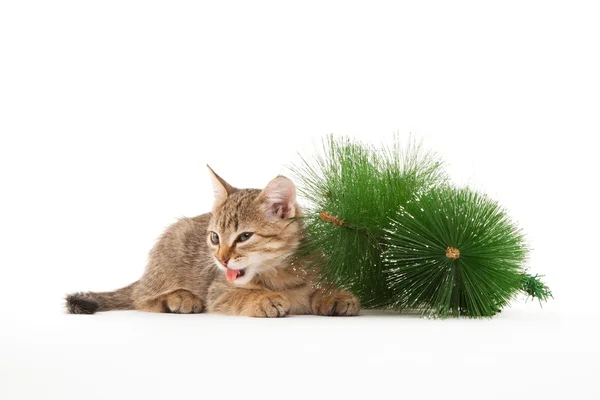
[207,165,235,204]
[257,176,297,220]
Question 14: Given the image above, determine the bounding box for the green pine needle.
[290,135,551,318]
[384,186,529,318]
[520,273,553,305]
[290,135,447,308]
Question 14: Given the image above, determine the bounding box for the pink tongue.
[225,268,240,282]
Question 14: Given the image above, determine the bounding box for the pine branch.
[290,135,447,307]
[290,135,551,317]
[520,273,553,305]
[384,186,529,318]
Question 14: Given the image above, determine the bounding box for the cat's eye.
[237,232,254,243]
[210,232,220,245]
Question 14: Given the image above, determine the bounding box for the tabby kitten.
[66,167,360,317]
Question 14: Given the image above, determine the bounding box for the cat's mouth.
[225,267,246,282]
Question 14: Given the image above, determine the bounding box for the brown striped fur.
[66,168,360,317]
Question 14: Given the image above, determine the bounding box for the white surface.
[1,306,595,400]
[1,1,599,399]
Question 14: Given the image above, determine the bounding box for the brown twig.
[319,211,346,226]
[446,247,460,259]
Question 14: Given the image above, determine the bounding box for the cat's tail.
[65,281,138,314]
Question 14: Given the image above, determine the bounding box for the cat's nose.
[219,258,229,267]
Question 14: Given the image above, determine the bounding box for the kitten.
[65,167,360,317]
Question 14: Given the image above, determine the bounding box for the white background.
[1,1,599,399]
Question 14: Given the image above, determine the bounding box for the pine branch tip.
[520,273,553,305]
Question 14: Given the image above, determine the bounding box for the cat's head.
[206,166,302,286]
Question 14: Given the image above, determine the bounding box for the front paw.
[312,290,360,316]
[244,292,290,318]
[165,290,203,314]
